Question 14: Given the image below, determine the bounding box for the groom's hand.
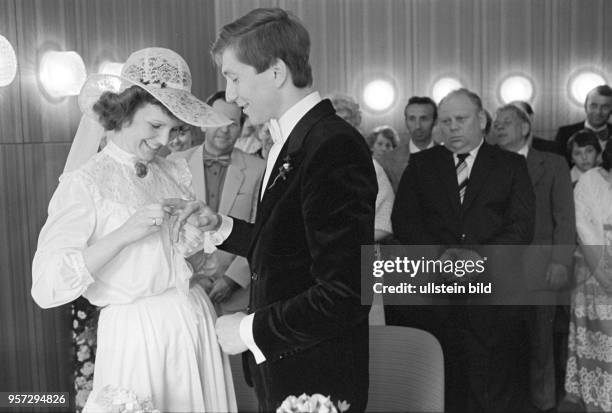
[216,312,248,355]
[162,198,221,241]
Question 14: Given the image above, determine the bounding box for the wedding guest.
[556,85,612,165]
[494,104,575,413]
[376,96,438,192]
[564,141,612,411]
[234,116,262,155]
[366,125,400,158]
[328,93,363,130]
[391,88,535,412]
[567,129,602,185]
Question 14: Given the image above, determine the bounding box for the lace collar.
[103,140,140,167]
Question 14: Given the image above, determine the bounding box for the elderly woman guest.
[31,48,236,413]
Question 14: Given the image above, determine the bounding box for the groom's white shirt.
[212,92,322,364]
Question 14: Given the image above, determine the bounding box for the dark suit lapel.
[461,142,495,212]
[252,99,335,244]
[434,147,462,214]
[526,149,544,187]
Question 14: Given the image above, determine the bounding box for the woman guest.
[564,140,612,411]
[567,129,602,185]
[367,125,400,158]
[31,47,236,413]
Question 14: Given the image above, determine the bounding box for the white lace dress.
[565,167,612,411]
[32,141,236,413]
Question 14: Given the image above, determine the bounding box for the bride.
[31,47,237,413]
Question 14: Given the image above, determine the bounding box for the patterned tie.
[202,154,230,167]
[456,153,470,204]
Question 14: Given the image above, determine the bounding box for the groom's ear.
[270,59,289,88]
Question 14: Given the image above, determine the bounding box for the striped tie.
[456,153,470,203]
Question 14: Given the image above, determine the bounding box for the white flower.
[277,393,345,413]
[75,376,87,388]
[77,344,91,361]
[80,361,94,377]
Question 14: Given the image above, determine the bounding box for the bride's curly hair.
[93,86,175,131]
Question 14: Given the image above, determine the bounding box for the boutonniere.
[269,155,293,189]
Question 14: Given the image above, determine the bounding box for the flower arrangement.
[277,393,350,413]
[72,297,100,412]
[93,386,160,413]
[269,155,293,189]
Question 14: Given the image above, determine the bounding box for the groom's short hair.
[211,7,313,88]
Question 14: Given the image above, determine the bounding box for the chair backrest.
[367,325,444,412]
[229,354,259,413]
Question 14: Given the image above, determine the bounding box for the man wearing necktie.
[392,89,535,412]
[167,8,376,412]
[555,84,612,165]
[170,91,265,314]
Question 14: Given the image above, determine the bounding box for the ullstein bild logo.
[362,244,577,306]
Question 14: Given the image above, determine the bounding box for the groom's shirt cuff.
[209,214,233,245]
[240,313,266,364]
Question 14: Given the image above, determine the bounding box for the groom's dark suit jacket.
[390,143,536,412]
[220,99,377,412]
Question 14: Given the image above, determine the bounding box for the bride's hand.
[118,204,166,244]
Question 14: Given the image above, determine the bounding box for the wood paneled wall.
[0,0,218,399]
[215,0,612,138]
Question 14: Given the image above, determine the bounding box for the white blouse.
[575,167,612,247]
[32,141,206,308]
[373,158,394,235]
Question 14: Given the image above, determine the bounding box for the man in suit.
[509,100,563,156]
[556,84,612,164]
[170,91,265,314]
[391,88,535,412]
[376,96,438,192]
[494,104,575,412]
[168,8,377,412]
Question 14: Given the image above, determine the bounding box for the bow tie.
[203,154,230,167]
[592,128,610,142]
[268,119,283,144]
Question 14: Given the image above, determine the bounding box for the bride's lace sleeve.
[31,171,97,309]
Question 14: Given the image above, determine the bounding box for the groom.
[171,7,376,412]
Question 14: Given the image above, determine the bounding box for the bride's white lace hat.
[78,47,230,128]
